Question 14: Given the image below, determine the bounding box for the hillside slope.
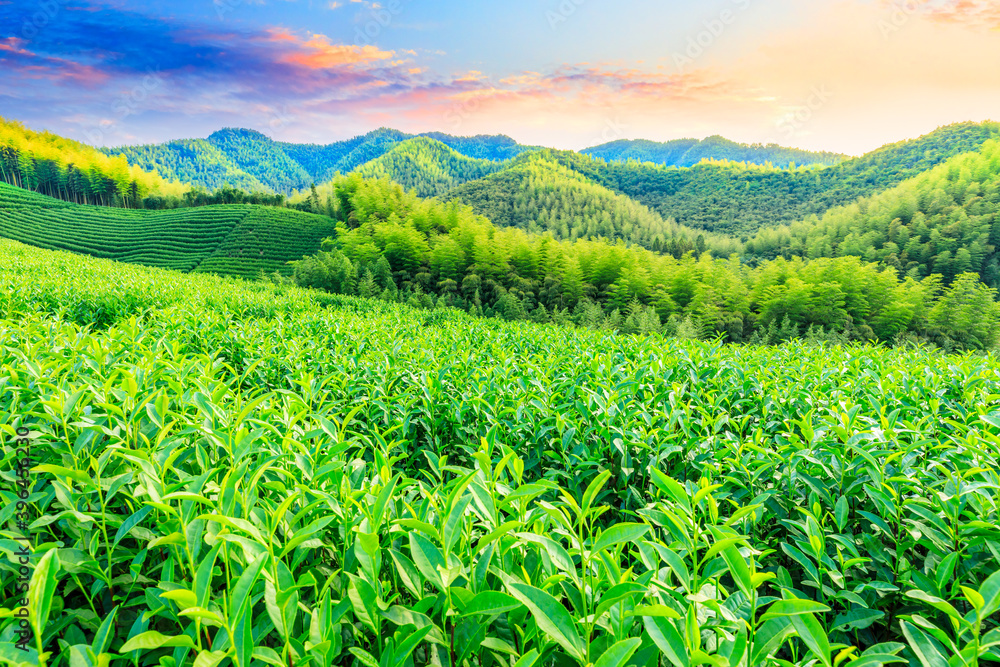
[102,138,269,193]
[1,116,188,207]
[441,150,741,256]
[353,137,505,197]
[106,127,539,193]
[0,182,336,277]
[747,139,1000,286]
[568,121,1000,237]
[582,135,846,168]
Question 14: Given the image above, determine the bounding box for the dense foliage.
[203,130,314,195]
[292,175,1000,348]
[746,140,1000,287]
[0,118,187,208]
[103,139,270,193]
[3,239,1000,667]
[440,152,737,256]
[354,138,506,197]
[565,122,1000,237]
[582,136,846,168]
[111,128,537,194]
[0,182,334,277]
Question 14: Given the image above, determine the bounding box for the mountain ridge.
[103,126,850,195]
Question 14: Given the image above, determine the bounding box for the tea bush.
[0,240,999,666]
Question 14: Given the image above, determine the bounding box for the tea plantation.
[0,183,337,277]
[1,239,1000,667]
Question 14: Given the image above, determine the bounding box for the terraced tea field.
[2,239,1000,666]
[0,183,337,277]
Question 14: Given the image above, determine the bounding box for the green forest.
[581,135,847,168]
[745,140,1000,285]
[4,115,1000,349]
[289,174,999,349]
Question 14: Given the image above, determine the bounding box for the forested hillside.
[747,139,1000,286]
[582,135,846,168]
[108,127,538,193]
[439,150,740,256]
[0,117,187,207]
[566,121,1000,237]
[291,173,999,348]
[100,138,269,193]
[353,138,505,197]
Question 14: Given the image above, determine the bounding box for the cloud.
[265,28,394,69]
[878,0,1000,29]
[2,0,998,153]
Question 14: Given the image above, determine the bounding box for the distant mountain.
[206,128,312,193]
[104,127,848,195]
[101,138,269,193]
[105,128,538,193]
[582,136,847,168]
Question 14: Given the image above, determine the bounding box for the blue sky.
[1,0,998,153]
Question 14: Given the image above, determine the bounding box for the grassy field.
[1,239,999,666]
[0,183,337,278]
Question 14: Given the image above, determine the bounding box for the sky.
[0,0,998,155]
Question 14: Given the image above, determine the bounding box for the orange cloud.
[880,0,1000,29]
[265,28,395,70]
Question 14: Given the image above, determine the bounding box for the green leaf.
[112,506,152,549]
[348,648,379,667]
[516,533,577,582]
[195,542,222,608]
[582,470,612,511]
[92,605,119,654]
[900,621,949,667]
[592,523,650,554]
[507,582,586,662]
[594,638,641,667]
[835,496,849,532]
[409,531,445,591]
[347,574,379,634]
[831,608,884,632]
[32,465,91,485]
[595,582,647,620]
[442,493,474,554]
[392,625,432,667]
[642,614,688,667]
[721,544,753,597]
[790,612,831,667]
[193,650,229,667]
[761,598,830,620]
[119,631,196,652]
[977,568,1000,616]
[28,549,60,643]
[462,591,522,616]
[905,591,965,624]
[230,553,268,622]
[512,649,540,667]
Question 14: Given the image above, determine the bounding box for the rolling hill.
[746,138,1000,287]
[560,121,1000,237]
[352,137,506,197]
[434,149,743,256]
[106,127,540,194]
[0,181,336,278]
[582,135,847,168]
